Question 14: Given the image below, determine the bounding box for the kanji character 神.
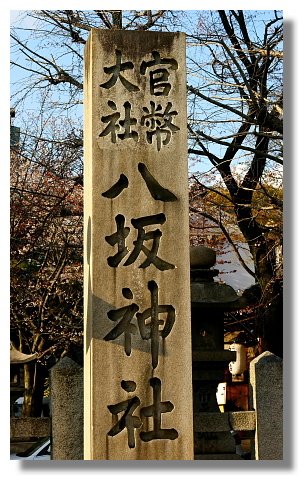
[137,280,175,369]
[103,282,175,367]
[104,287,139,356]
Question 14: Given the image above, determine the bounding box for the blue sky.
[9,7,283,181]
[7,7,282,295]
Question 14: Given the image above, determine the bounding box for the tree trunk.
[247,234,283,357]
[231,175,283,358]
[22,362,45,417]
[111,10,122,29]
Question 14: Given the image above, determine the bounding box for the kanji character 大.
[100,49,140,92]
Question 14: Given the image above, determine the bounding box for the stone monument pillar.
[50,357,83,460]
[250,351,283,459]
[84,29,193,460]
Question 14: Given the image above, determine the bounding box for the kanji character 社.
[107,380,142,448]
[140,377,178,442]
[99,101,138,143]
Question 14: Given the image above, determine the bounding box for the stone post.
[249,351,283,459]
[50,357,83,460]
[84,29,193,460]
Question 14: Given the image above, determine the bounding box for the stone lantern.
[190,246,248,456]
[10,343,37,416]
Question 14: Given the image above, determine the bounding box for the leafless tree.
[10,11,283,409]
[10,116,83,415]
[186,10,283,355]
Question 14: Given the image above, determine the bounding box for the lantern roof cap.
[10,343,37,364]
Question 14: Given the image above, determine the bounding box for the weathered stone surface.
[191,282,239,304]
[50,357,83,460]
[193,411,256,457]
[10,417,50,439]
[84,29,193,460]
[195,453,243,460]
[250,351,283,460]
[193,411,256,433]
[228,411,256,432]
[190,246,216,269]
[195,432,236,454]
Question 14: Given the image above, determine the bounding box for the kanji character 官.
[140,51,178,96]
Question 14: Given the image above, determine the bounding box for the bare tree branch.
[190,206,255,277]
